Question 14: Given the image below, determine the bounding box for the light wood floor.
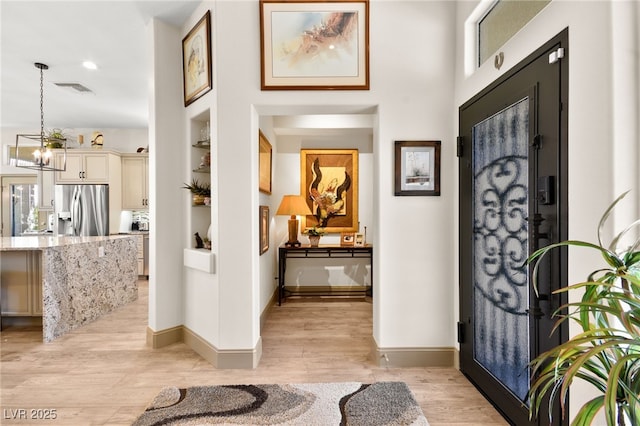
[0,281,507,425]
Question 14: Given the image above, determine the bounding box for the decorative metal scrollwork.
[473,156,529,316]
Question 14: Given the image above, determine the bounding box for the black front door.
[458,29,568,425]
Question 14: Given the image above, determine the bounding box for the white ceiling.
[1,0,200,130]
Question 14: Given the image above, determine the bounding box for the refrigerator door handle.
[71,188,82,235]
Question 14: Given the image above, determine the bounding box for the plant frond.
[570,396,604,426]
[598,189,632,248]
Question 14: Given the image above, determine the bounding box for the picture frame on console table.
[182,11,212,106]
[394,140,441,196]
[259,0,369,90]
[300,149,359,233]
[340,232,355,247]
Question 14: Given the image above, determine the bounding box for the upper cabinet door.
[55,153,83,183]
[82,154,109,182]
[121,155,148,209]
[54,152,110,183]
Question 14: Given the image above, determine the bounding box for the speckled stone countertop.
[1,235,138,342]
[0,235,131,251]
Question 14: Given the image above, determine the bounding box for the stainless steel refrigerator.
[54,184,109,236]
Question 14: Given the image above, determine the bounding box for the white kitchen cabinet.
[121,154,149,209]
[0,251,42,316]
[37,170,55,210]
[54,151,115,183]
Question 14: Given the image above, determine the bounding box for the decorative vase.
[192,194,205,205]
[309,235,320,247]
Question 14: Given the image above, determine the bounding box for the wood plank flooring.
[0,281,507,425]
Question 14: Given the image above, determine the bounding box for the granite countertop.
[0,235,133,251]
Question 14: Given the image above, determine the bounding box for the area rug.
[132,381,429,425]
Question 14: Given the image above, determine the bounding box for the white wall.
[163,0,458,355]
[147,18,186,333]
[453,0,640,421]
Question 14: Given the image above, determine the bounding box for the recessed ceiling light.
[82,61,98,70]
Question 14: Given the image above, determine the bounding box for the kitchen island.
[0,235,138,342]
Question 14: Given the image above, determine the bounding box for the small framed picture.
[259,205,269,255]
[394,140,441,196]
[340,232,355,247]
[182,11,212,106]
[354,232,365,247]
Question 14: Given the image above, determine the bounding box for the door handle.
[532,213,548,241]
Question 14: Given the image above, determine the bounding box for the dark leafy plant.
[182,178,210,197]
[527,191,640,425]
[303,226,325,236]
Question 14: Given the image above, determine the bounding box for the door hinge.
[548,47,565,64]
[457,321,465,344]
[456,136,464,157]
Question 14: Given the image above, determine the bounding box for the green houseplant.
[45,128,67,148]
[527,191,640,425]
[303,226,324,247]
[182,178,211,205]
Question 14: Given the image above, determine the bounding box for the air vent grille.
[54,82,92,93]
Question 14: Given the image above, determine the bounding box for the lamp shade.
[276,195,312,217]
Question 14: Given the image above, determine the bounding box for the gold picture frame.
[300,149,358,233]
[259,205,270,255]
[259,130,272,194]
[340,232,355,247]
[182,11,212,106]
[259,0,369,90]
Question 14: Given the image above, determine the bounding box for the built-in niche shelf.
[183,248,215,273]
[184,109,214,268]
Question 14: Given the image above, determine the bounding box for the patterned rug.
[132,381,429,425]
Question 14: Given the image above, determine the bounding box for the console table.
[277,244,373,305]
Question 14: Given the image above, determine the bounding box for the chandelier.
[14,62,66,171]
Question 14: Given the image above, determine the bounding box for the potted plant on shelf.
[182,178,211,206]
[527,191,640,426]
[303,226,325,247]
[45,128,67,148]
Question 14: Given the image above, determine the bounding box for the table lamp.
[276,195,312,247]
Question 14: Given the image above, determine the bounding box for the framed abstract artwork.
[394,140,441,196]
[259,130,272,194]
[300,149,359,233]
[259,0,369,90]
[182,11,212,106]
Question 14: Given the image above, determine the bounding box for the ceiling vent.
[54,82,93,93]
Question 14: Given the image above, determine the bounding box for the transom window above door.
[466,0,551,72]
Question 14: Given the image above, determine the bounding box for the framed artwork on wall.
[182,11,212,106]
[259,205,270,255]
[259,0,369,90]
[259,130,272,194]
[394,140,441,196]
[300,149,359,233]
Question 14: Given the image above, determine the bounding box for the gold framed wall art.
[300,149,358,233]
[260,0,369,90]
[259,130,272,194]
[182,11,212,106]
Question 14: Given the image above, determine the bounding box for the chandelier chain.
[40,65,44,143]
